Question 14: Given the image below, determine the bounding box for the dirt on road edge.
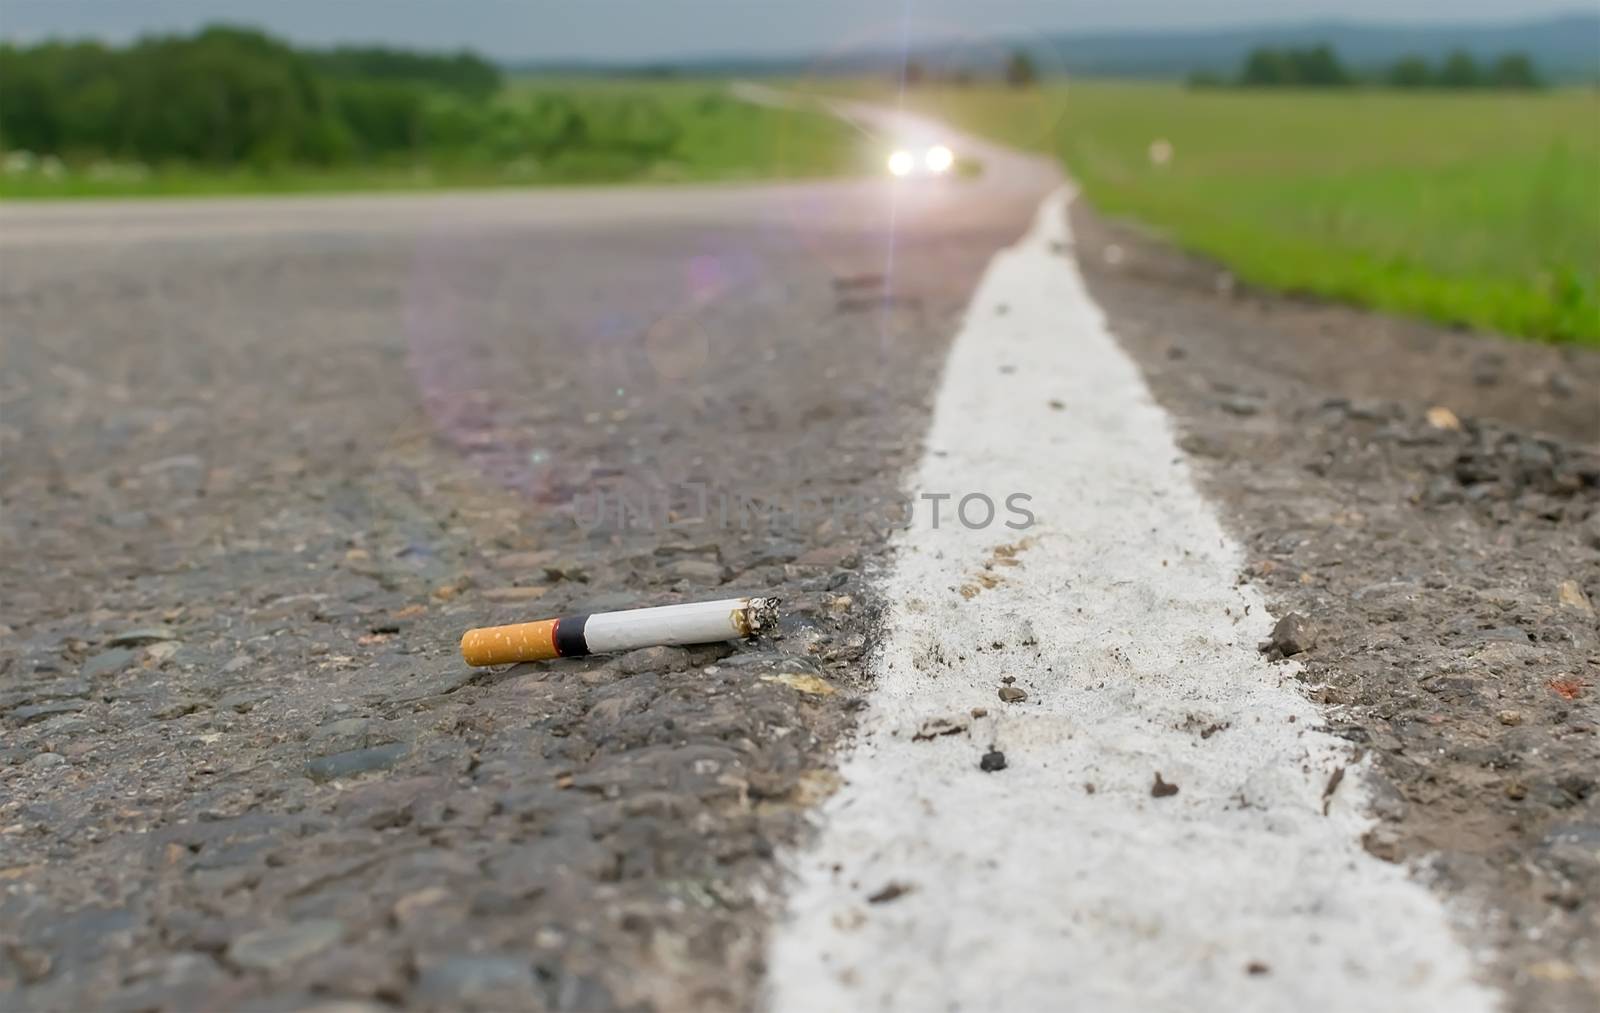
[1070,198,1599,1013]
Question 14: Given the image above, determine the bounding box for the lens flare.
[924,145,954,173]
[887,150,915,177]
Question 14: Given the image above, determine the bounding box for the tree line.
[0,26,682,169]
[1193,45,1545,89]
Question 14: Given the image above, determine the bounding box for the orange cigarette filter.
[460,619,558,667]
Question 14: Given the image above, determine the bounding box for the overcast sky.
[1,1,1588,61]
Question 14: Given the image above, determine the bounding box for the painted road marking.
[765,186,1495,1012]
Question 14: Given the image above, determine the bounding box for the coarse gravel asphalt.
[2,105,1597,1012]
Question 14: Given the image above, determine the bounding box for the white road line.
[765,186,1497,1013]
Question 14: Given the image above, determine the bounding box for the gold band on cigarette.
[460,619,559,666]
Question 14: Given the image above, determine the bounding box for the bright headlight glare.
[887,150,915,177]
[925,145,954,173]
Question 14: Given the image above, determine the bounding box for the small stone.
[970,707,988,718]
[1151,772,1180,798]
[1362,825,1402,862]
[5,943,52,984]
[490,550,556,571]
[1525,960,1578,983]
[81,647,138,680]
[540,563,590,584]
[1557,580,1594,617]
[152,698,206,720]
[26,752,67,769]
[12,700,85,725]
[979,750,1008,772]
[1420,475,1463,507]
[1246,961,1270,976]
[1178,433,1227,459]
[1219,396,1260,417]
[227,920,345,972]
[1498,710,1524,727]
[1260,613,1315,657]
[617,645,691,675]
[219,689,271,713]
[106,627,178,647]
[479,586,548,602]
[415,955,535,1003]
[1424,406,1462,431]
[997,687,1027,703]
[912,716,968,741]
[306,743,408,782]
[310,718,394,756]
[1584,511,1600,550]
[866,882,913,904]
[392,887,453,927]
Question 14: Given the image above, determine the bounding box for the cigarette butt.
[460,596,779,667]
[460,619,558,667]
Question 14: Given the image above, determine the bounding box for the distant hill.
[512,13,1600,83]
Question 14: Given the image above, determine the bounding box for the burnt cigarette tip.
[748,596,781,634]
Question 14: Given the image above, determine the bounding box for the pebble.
[26,751,68,769]
[997,687,1027,703]
[1151,772,1181,798]
[979,750,1008,772]
[479,586,548,602]
[1498,710,1524,727]
[1557,580,1594,617]
[219,689,271,713]
[106,627,178,647]
[152,698,206,720]
[310,718,394,756]
[1260,613,1315,658]
[306,743,408,782]
[912,716,968,741]
[414,955,535,1002]
[1178,433,1227,459]
[226,920,345,972]
[1424,406,1462,432]
[616,645,691,675]
[80,647,138,680]
[12,700,86,725]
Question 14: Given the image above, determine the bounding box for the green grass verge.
[903,82,1599,344]
[0,79,861,200]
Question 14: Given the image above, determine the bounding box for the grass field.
[0,80,862,199]
[905,83,1599,344]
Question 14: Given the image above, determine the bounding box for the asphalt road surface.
[2,108,1596,1012]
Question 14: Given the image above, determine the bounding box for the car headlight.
[924,145,954,173]
[887,150,915,177]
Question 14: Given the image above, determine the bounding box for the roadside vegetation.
[0,26,859,197]
[1190,45,1546,89]
[905,81,1598,344]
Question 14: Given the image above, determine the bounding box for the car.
[886,141,955,179]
